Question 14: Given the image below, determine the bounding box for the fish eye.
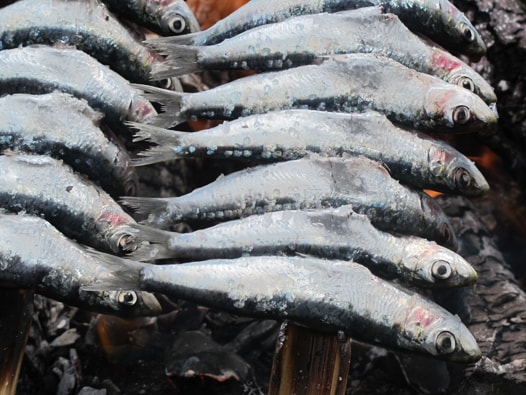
[453,106,471,125]
[117,290,138,307]
[454,167,472,190]
[169,15,186,34]
[460,22,475,42]
[432,260,452,280]
[435,331,457,354]
[457,76,475,93]
[159,78,172,90]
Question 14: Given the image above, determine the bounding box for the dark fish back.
[0,92,138,197]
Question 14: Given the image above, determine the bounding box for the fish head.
[446,66,497,105]
[402,239,478,287]
[150,1,201,35]
[80,289,163,317]
[129,97,158,123]
[419,194,458,250]
[402,299,481,362]
[427,144,489,196]
[439,0,486,58]
[423,85,498,132]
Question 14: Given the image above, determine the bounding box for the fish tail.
[150,45,202,78]
[145,32,201,48]
[132,146,182,166]
[119,196,169,215]
[80,248,144,290]
[132,83,184,105]
[128,224,177,261]
[126,121,185,145]
[132,84,186,128]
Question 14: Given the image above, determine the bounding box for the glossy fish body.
[122,155,457,248]
[131,206,476,288]
[130,110,489,196]
[0,92,138,197]
[0,46,157,127]
[138,53,498,132]
[139,255,481,362]
[151,9,495,103]
[102,0,200,35]
[161,0,486,57]
[0,0,179,88]
[0,154,139,254]
[0,214,161,317]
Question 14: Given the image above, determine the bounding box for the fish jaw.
[439,0,486,58]
[401,239,478,287]
[423,86,498,132]
[401,297,481,363]
[427,145,490,196]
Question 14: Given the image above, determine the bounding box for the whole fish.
[150,9,495,104]
[139,255,482,362]
[129,110,489,196]
[0,214,161,317]
[121,155,457,248]
[0,46,157,128]
[0,0,180,89]
[130,206,476,288]
[137,53,498,132]
[156,0,486,58]
[0,154,140,254]
[0,92,138,197]
[102,0,201,35]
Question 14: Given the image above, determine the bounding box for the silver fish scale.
[0,0,488,369]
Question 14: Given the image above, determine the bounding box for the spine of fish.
[128,110,489,196]
[0,46,157,127]
[0,214,161,317]
[139,255,481,362]
[102,0,200,35]
[130,206,476,288]
[121,155,457,248]
[0,92,138,197]
[158,0,485,57]
[149,9,495,103]
[0,0,180,89]
[136,53,498,132]
[0,154,140,254]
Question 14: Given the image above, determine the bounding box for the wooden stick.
[268,321,351,395]
[0,288,34,395]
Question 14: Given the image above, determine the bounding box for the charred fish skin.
[0,154,140,254]
[0,46,157,127]
[151,9,495,104]
[0,92,138,197]
[122,155,457,248]
[130,110,489,196]
[102,0,200,35]
[139,256,481,362]
[131,206,476,288]
[161,0,485,57]
[0,214,161,317]
[138,54,498,132]
[0,0,180,89]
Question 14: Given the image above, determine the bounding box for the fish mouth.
[448,324,482,363]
